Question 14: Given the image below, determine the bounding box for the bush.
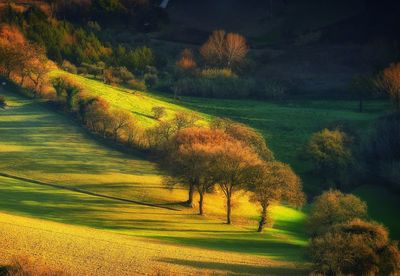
[127,47,155,73]
[0,96,6,107]
[199,68,236,78]
[151,106,166,120]
[309,219,400,275]
[127,79,147,91]
[306,190,367,236]
[306,128,353,187]
[61,60,77,74]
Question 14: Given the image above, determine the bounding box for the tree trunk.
[199,191,204,215]
[226,195,232,224]
[257,203,269,232]
[186,183,194,207]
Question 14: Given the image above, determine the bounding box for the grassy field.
[0,84,309,273]
[0,212,309,275]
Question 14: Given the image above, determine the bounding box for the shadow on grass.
[151,235,308,263]
[158,257,310,275]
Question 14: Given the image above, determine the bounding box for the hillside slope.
[0,212,309,275]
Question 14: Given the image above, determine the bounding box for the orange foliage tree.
[376,63,400,111]
[200,30,248,69]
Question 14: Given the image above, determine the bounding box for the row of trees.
[307,190,400,274]
[160,119,305,231]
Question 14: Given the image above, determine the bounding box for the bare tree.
[109,109,132,142]
[200,30,249,69]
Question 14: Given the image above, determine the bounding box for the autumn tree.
[165,128,231,212]
[151,106,166,120]
[200,30,249,69]
[212,140,262,224]
[52,76,82,109]
[0,24,25,79]
[376,63,400,111]
[306,129,353,187]
[124,119,139,147]
[211,118,274,161]
[171,111,200,131]
[250,162,305,232]
[176,48,197,72]
[306,190,367,236]
[309,219,400,275]
[109,109,132,142]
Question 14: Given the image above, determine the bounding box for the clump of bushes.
[61,60,78,74]
[151,106,166,120]
[307,190,400,275]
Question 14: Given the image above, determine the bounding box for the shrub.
[306,128,353,187]
[306,190,367,236]
[0,96,6,107]
[309,219,400,275]
[61,60,77,74]
[151,106,166,120]
[127,47,155,73]
[127,79,147,91]
[200,68,236,78]
[176,49,197,71]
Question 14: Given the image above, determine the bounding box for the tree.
[17,43,50,94]
[171,111,200,131]
[200,30,249,69]
[211,118,274,161]
[309,219,400,275]
[350,74,375,112]
[376,63,400,111]
[165,127,232,210]
[306,129,353,187]
[151,106,166,120]
[176,48,197,72]
[124,119,138,146]
[109,109,132,142]
[306,190,367,236]
[250,162,305,232]
[52,76,82,109]
[212,140,262,224]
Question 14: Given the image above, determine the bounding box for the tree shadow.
[158,257,310,275]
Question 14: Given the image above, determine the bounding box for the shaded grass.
[353,185,400,240]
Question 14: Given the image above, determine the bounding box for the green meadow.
[0,72,397,269]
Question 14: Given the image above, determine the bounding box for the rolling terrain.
[0,84,309,274]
